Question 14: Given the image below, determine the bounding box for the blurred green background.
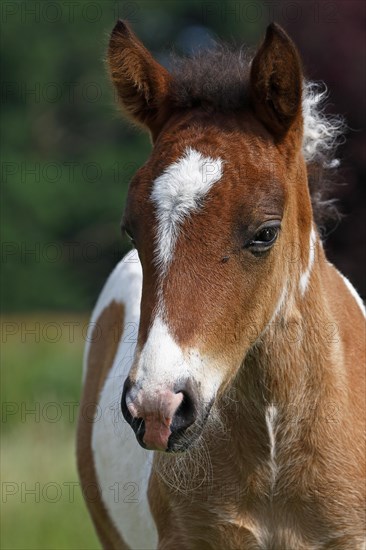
[1,1,364,548]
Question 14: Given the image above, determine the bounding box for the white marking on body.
[150,147,223,271]
[338,272,366,318]
[265,404,278,488]
[86,252,158,549]
[299,226,317,296]
[82,249,141,382]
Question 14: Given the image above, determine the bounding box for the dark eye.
[248,224,280,252]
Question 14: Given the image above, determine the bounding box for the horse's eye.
[254,227,278,243]
[248,224,280,252]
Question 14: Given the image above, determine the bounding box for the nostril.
[121,381,146,446]
[171,390,197,432]
[121,380,199,451]
[121,377,132,422]
[121,377,141,426]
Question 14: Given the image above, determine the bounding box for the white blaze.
[135,316,222,401]
[150,147,223,272]
[137,148,224,396]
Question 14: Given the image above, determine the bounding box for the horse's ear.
[108,20,171,140]
[250,23,303,138]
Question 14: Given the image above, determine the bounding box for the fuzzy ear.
[108,20,171,139]
[250,23,303,138]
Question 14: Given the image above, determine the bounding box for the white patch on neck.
[150,147,223,272]
[82,250,141,382]
[299,226,317,296]
[265,404,278,488]
[338,272,366,318]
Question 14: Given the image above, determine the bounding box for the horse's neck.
[219,244,345,459]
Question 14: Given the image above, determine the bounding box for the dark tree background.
[2,0,365,312]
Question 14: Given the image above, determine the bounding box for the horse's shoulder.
[82,251,142,381]
[78,252,157,549]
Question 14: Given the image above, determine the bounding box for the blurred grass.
[1,314,100,549]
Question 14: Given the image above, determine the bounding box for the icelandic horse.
[77,20,366,549]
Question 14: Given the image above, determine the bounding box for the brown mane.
[169,45,252,112]
[168,45,345,231]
